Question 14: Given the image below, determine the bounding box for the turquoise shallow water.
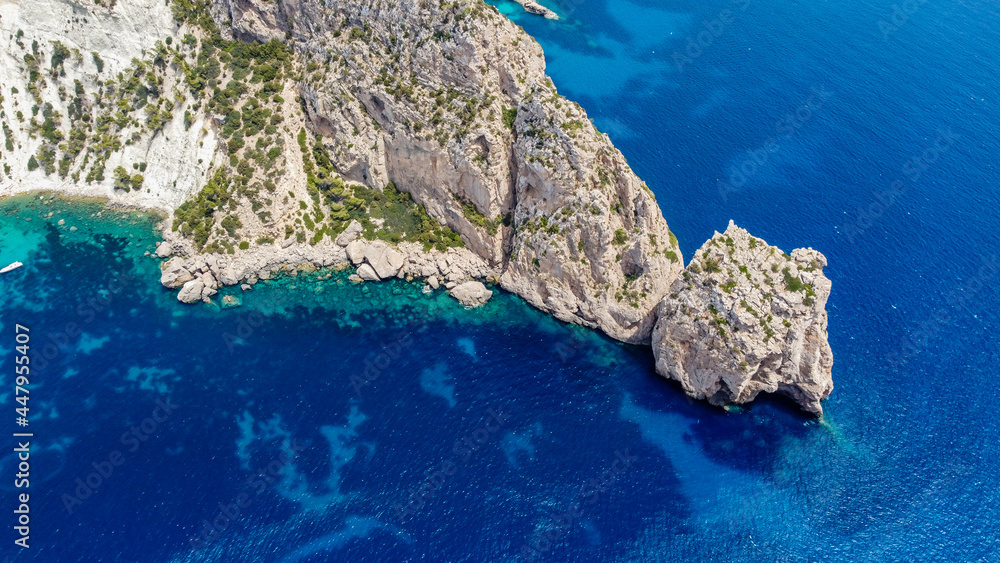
[3,0,1000,559]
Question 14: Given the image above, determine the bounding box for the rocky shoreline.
[157,220,499,308]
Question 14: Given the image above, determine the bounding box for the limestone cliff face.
[0,0,219,210]
[651,222,834,415]
[216,0,683,343]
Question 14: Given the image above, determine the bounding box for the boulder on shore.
[449,281,493,307]
[155,241,172,258]
[346,240,367,265]
[336,220,364,246]
[364,242,405,279]
[357,263,380,281]
[177,279,204,304]
[161,259,194,288]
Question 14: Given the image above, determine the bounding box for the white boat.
[0,261,23,274]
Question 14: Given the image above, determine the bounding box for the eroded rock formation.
[652,222,834,415]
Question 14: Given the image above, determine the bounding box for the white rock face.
[0,0,218,210]
[356,263,379,281]
[651,222,834,415]
[449,281,493,307]
[177,279,205,303]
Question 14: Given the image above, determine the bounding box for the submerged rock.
[651,222,833,416]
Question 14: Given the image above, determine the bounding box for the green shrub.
[613,229,627,245]
[113,166,132,191]
[50,42,71,70]
[221,215,242,237]
[173,169,233,249]
[502,107,517,130]
[456,195,499,235]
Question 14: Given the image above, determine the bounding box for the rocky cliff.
[652,222,834,415]
[215,0,683,343]
[0,0,833,414]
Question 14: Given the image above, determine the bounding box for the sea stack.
[651,222,834,415]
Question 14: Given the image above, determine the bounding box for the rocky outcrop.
[651,222,834,415]
[513,0,559,20]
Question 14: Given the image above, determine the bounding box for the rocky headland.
[0,0,833,414]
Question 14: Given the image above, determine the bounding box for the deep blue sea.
[2,0,999,560]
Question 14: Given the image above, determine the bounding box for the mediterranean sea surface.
[2,0,999,560]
